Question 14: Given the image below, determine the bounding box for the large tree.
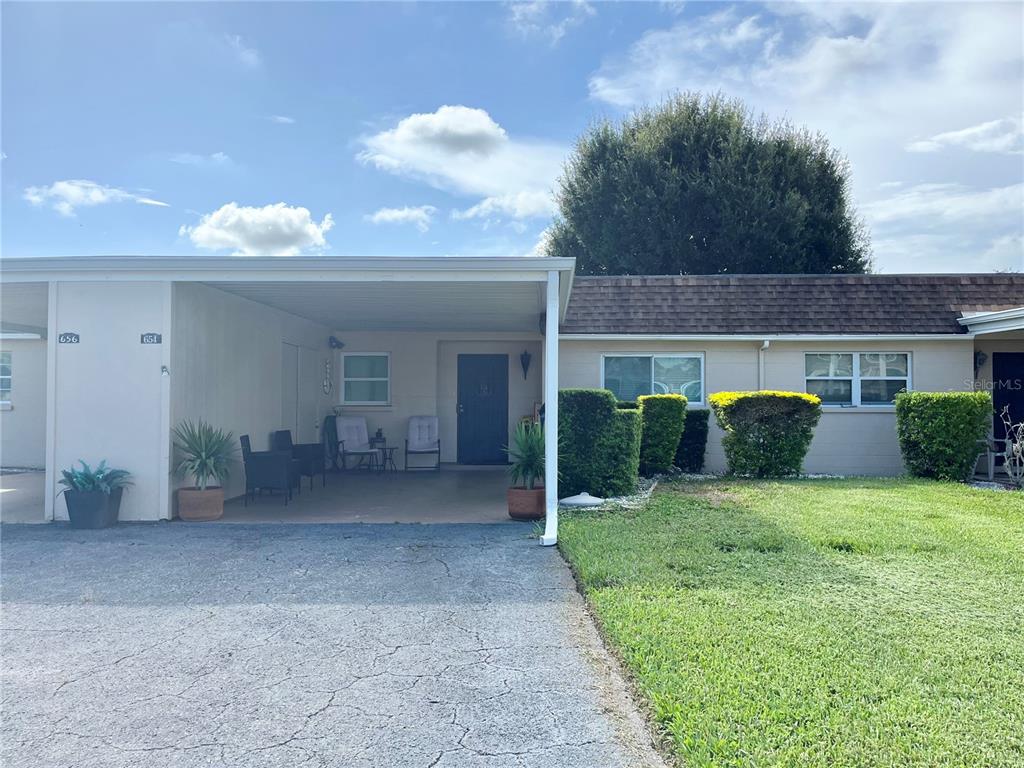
[546,94,871,274]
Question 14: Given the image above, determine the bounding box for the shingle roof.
[561,274,1024,335]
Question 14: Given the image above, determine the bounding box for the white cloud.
[180,202,333,256]
[224,34,260,69]
[862,183,1024,226]
[364,205,437,233]
[507,0,595,45]
[269,115,295,125]
[169,151,232,166]
[906,116,1023,155]
[452,190,556,221]
[358,105,563,221]
[23,179,169,217]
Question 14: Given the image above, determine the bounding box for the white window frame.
[805,351,912,408]
[0,351,10,408]
[600,353,705,407]
[340,352,391,406]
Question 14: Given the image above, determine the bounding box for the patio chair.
[405,415,440,471]
[240,435,300,506]
[336,416,381,471]
[976,433,1009,481]
[272,429,326,490]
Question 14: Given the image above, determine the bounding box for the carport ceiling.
[205,280,546,332]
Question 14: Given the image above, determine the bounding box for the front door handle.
[457,403,464,414]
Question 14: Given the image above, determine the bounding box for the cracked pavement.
[1,523,665,767]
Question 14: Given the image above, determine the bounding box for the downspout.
[757,340,770,390]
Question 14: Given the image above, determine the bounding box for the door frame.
[456,353,509,465]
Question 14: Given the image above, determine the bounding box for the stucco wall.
[170,283,334,505]
[0,338,46,468]
[558,336,977,476]
[332,331,542,467]
[50,282,169,521]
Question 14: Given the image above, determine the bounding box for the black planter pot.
[64,487,123,529]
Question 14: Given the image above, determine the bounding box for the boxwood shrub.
[675,409,711,473]
[638,394,687,476]
[559,389,641,498]
[895,391,992,481]
[708,391,822,477]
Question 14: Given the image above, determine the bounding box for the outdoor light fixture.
[328,336,345,350]
[520,350,532,379]
[975,350,988,376]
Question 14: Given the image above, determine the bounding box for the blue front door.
[457,354,509,464]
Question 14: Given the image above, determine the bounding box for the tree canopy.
[546,94,871,275]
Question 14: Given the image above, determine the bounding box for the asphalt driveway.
[1,523,663,768]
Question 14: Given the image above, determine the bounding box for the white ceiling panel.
[204,280,545,332]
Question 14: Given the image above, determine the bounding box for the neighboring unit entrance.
[457,354,509,464]
[993,352,1024,445]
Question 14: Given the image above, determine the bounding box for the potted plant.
[505,420,545,520]
[174,420,236,521]
[59,460,132,529]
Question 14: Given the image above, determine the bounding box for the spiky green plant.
[59,460,132,494]
[505,421,545,490]
[173,420,236,490]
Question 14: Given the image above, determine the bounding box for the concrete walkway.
[1,523,664,768]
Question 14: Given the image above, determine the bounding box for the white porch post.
[541,270,559,546]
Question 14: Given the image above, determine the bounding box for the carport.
[0,256,574,544]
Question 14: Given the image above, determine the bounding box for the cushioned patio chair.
[240,434,300,506]
[405,416,440,471]
[272,429,326,490]
[336,416,381,471]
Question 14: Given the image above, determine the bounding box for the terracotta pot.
[177,487,224,521]
[507,486,545,521]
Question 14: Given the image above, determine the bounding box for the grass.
[558,478,1024,768]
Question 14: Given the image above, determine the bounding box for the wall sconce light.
[974,350,988,376]
[520,350,532,380]
[328,336,345,350]
[160,365,170,378]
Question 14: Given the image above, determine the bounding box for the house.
[1,257,1022,543]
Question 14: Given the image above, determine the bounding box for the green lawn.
[558,479,1024,767]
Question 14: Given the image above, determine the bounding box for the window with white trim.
[805,352,910,406]
[341,353,390,405]
[0,352,10,404]
[602,354,704,405]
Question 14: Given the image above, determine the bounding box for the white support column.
[540,270,559,547]
[44,281,58,521]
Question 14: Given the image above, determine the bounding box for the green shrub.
[638,394,687,476]
[675,409,711,473]
[709,391,822,477]
[895,391,992,482]
[559,389,641,497]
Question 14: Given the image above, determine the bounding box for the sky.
[2,0,1022,272]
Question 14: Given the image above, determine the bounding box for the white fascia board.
[957,307,1024,335]
[558,333,976,342]
[0,255,576,284]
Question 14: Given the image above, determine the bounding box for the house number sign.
[58,332,80,344]
[140,333,162,344]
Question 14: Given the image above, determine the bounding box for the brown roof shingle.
[560,274,1024,335]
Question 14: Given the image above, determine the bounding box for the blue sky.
[2,1,1022,272]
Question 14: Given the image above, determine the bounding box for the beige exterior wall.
[0,338,47,468]
[170,283,334,506]
[559,336,978,475]
[50,282,170,521]
[332,331,542,466]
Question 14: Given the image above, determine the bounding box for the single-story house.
[1,256,1022,543]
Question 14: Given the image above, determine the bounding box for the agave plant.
[173,420,236,490]
[59,460,133,494]
[505,421,545,490]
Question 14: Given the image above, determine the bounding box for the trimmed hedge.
[895,391,992,482]
[709,391,822,477]
[638,394,687,476]
[559,389,641,497]
[675,409,711,473]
